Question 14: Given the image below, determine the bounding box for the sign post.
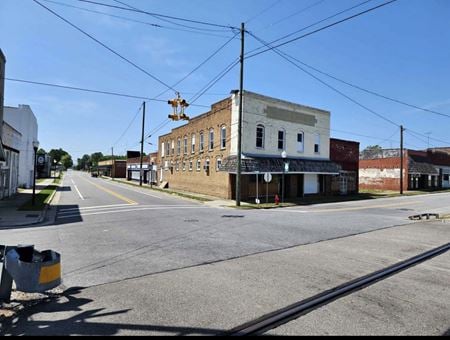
[264,172,272,204]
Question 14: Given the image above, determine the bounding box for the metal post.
[400,125,404,195]
[256,173,259,204]
[32,148,37,206]
[282,166,285,205]
[111,147,114,178]
[140,102,146,186]
[0,246,13,303]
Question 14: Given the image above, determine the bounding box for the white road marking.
[58,206,208,219]
[71,178,85,200]
[59,203,136,212]
[102,180,163,199]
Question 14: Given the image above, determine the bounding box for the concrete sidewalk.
[1,220,449,336]
[0,178,55,228]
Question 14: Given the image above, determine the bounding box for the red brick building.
[330,138,360,195]
[359,148,450,191]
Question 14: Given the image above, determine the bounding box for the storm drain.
[25,214,39,218]
[222,215,245,219]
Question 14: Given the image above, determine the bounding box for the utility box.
[3,246,61,295]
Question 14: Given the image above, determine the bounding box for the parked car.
[91,172,98,178]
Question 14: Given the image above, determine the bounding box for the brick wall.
[157,98,232,199]
[359,157,408,191]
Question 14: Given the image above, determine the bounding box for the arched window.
[256,124,265,149]
[191,134,196,154]
[209,128,215,151]
[184,136,188,155]
[220,126,227,150]
[314,133,321,154]
[177,138,181,155]
[199,132,205,152]
[216,158,222,172]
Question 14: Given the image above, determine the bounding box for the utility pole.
[140,101,146,186]
[400,125,404,195]
[236,22,245,207]
[111,147,114,178]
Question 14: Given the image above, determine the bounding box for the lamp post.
[32,141,39,206]
[53,159,57,179]
[281,151,287,205]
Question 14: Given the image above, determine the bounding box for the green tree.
[77,154,91,170]
[37,148,46,156]
[61,154,73,169]
[48,148,69,163]
[90,152,104,167]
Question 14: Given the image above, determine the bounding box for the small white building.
[4,105,38,189]
[0,122,21,199]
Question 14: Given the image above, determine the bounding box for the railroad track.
[228,243,450,336]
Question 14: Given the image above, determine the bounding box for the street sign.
[264,172,272,183]
[37,155,45,166]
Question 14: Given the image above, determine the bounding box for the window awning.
[220,155,341,175]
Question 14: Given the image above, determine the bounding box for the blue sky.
[1,0,449,162]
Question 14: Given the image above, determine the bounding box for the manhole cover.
[26,214,39,218]
[184,219,199,223]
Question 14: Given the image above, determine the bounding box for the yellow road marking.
[80,177,137,205]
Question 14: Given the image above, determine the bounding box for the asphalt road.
[1,170,449,289]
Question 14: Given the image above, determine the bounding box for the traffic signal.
[168,93,190,121]
[168,114,179,121]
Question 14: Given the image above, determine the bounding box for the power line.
[245,0,284,24]
[259,0,327,30]
[113,103,143,147]
[112,0,233,34]
[75,0,238,31]
[248,32,400,127]
[246,0,396,59]
[41,0,234,39]
[4,77,209,108]
[189,59,240,105]
[33,0,177,93]
[279,57,450,120]
[406,128,450,146]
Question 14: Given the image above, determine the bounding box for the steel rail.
[228,242,450,336]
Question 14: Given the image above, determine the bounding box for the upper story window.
[171,140,175,155]
[297,132,304,153]
[189,160,193,171]
[200,132,205,152]
[196,159,201,171]
[175,161,179,171]
[220,126,227,150]
[191,134,196,154]
[184,136,188,155]
[314,133,321,154]
[256,124,265,149]
[161,142,165,157]
[182,161,186,171]
[166,142,170,157]
[209,129,214,151]
[177,138,181,155]
[278,129,285,150]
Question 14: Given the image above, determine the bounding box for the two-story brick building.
[158,91,347,201]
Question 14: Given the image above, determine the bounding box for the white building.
[227,91,339,198]
[4,105,38,189]
[0,122,21,199]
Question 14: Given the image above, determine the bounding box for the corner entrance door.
[297,174,304,197]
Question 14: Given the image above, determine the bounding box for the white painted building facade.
[229,91,335,195]
[0,122,21,199]
[4,105,38,189]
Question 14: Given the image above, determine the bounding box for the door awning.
[220,155,341,175]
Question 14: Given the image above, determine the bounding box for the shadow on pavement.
[57,186,72,192]
[54,205,83,226]
[0,287,224,336]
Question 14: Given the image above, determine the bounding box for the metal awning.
[220,156,341,175]
[408,158,439,176]
[0,138,5,162]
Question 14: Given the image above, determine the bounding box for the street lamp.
[53,159,57,179]
[281,151,287,205]
[32,141,39,206]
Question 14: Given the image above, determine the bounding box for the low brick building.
[359,148,450,191]
[98,159,127,178]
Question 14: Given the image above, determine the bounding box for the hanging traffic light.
[168,93,190,121]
